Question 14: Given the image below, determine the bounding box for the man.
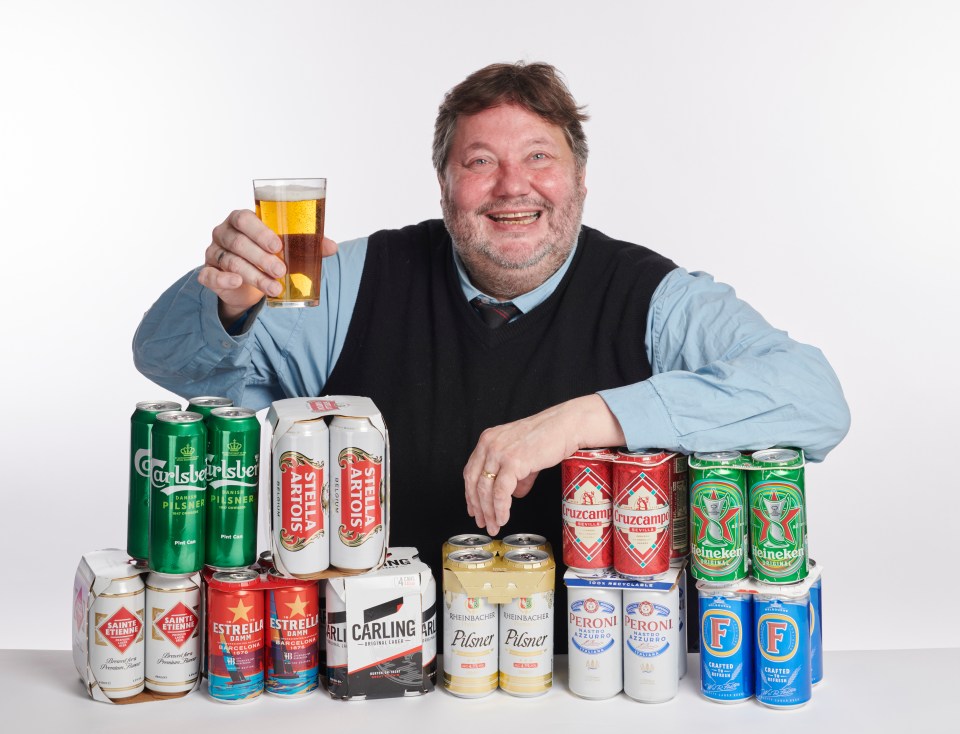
[135,61,849,649]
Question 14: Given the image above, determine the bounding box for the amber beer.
[253,178,327,308]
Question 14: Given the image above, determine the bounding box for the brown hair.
[433,61,589,175]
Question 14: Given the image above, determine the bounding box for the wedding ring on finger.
[480,470,497,480]
[216,248,227,267]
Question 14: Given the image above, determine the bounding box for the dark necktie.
[470,296,521,328]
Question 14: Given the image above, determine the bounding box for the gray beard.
[442,190,585,300]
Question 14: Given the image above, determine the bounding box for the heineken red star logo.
[692,490,740,542]
[752,491,802,543]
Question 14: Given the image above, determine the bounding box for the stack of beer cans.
[73,394,413,705]
[441,534,556,698]
[560,448,691,703]
[690,449,824,709]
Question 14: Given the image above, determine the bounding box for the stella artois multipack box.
[72,549,203,704]
[326,547,436,699]
[266,396,390,579]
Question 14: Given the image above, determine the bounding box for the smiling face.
[440,103,587,300]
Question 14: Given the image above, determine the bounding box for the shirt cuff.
[597,381,678,452]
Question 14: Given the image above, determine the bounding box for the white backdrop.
[1,0,956,651]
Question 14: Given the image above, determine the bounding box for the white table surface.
[5,649,957,733]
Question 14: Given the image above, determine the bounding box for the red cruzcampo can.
[561,449,614,578]
[207,570,265,703]
[613,450,673,579]
[263,568,320,698]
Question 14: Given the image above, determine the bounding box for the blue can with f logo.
[754,585,811,708]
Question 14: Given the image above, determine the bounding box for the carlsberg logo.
[152,464,207,495]
[208,459,258,485]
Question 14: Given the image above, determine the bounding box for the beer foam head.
[254,182,326,202]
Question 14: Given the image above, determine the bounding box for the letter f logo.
[708,616,731,649]
[764,621,788,654]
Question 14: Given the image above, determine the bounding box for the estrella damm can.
[207,570,265,703]
[748,449,808,584]
[754,584,811,709]
[149,411,207,575]
[187,396,233,418]
[689,451,749,583]
[263,568,320,698]
[128,401,181,561]
[697,580,754,703]
[205,407,261,570]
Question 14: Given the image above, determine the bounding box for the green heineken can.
[128,400,182,561]
[149,411,207,575]
[205,407,261,569]
[748,448,808,584]
[689,451,749,582]
[187,396,233,419]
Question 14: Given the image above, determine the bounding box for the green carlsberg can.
[205,407,261,569]
[689,451,749,582]
[128,400,182,561]
[149,411,207,574]
[748,448,808,584]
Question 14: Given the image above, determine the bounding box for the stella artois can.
[324,580,347,689]
[128,401,182,561]
[669,454,690,565]
[89,572,145,700]
[698,580,754,703]
[263,568,320,697]
[501,533,549,553]
[205,407,260,570]
[748,448,808,584]
[442,550,498,698]
[149,411,207,575]
[187,396,233,418]
[613,450,673,579]
[330,415,386,571]
[499,550,553,697]
[754,584,812,709]
[145,572,201,694]
[207,570,265,703]
[561,449,614,578]
[442,533,495,559]
[689,451,749,583]
[623,584,680,703]
[567,586,622,700]
[272,418,329,577]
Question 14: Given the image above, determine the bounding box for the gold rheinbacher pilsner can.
[254,179,326,307]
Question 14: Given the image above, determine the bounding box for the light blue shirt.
[134,233,850,461]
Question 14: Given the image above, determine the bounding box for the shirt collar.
[452,231,580,314]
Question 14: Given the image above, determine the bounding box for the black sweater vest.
[323,219,676,649]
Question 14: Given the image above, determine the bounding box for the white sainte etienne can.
[145,572,201,694]
[89,572,145,700]
[623,583,680,703]
[500,550,553,697]
[329,415,386,571]
[272,418,330,577]
[443,550,498,698]
[567,586,622,699]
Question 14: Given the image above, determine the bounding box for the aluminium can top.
[751,448,803,466]
[503,549,550,569]
[188,396,233,408]
[209,407,256,420]
[135,400,182,414]
[690,450,744,466]
[447,534,493,548]
[447,549,495,569]
[155,410,204,424]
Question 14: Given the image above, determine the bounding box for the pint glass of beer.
[253,178,327,307]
